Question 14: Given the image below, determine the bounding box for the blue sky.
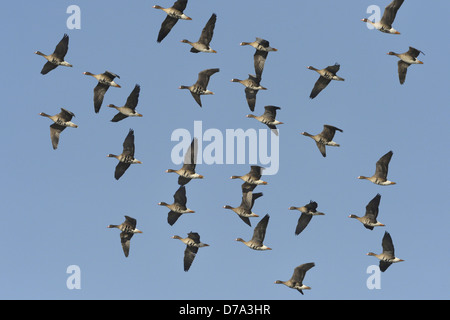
[1,0,449,300]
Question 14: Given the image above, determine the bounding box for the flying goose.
[153,0,192,43]
[108,84,142,122]
[231,165,267,185]
[166,137,203,185]
[361,0,404,34]
[179,68,220,107]
[358,151,396,185]
[307,63,345,99]
[107,215,143,258]
[387,47,424,84]
[231,74,267,111]
[172,232,209,271]
[367,231,404,272]
[158,185,195,226]
[224,190,263,227]
[301,125,343,157]
[107,129,142,180]
[240,37,278,79]
[83,70,121,113]
[35,34,72,75]
[181,13,217,53]
[39,108,78,150]
[247,106,284,135]
[236,214,271,250]
[274,262,315,295]
[349,194,385,230]
[289,201,325,235]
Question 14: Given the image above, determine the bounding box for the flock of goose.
[34,0,419,295]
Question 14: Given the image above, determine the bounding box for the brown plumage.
[301,125,343,157]
[35,34,72,75]
[107,216,143,258]
[154,0,192,43]
[39,108,78,150]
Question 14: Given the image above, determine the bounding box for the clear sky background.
[1,0,449,300]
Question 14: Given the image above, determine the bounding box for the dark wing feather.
[295,213,313,235]
[168,211,182,226]
[53,34,69,59]
[304,201,318,213]
[310,76,331,99]
[325,63,340,74]
[157,16,179,43]
[291,263,315,283]
[374,151,393,179]
[249,166,263,179]
[380,0,404,28]
[40,61,58,75]
[178,176,192,186]
[321,125,342,141]
[122,129,135,157]
[198,13,216,45]
[104,71,119,80]
[172,0,187,12]
[181,138,198,170]
[114,162,131,180]
[381,231,395,258]
[183,245,198,271]
[124,84,140,110]
[120,232,133,257]
[365,194,381,220]
[263,106,280,121]
[59,108,75,121]
[252,214,269,244]
[244,87,257,111]
[315,141,327,157]
[254,50,268,79]
[196,68,219,89]
[111,113,128,122]
[173,186,187,207]
[93,83,109,113]
[190,92,202,107]
[49,123,66,150]
[397,60,410,85]
[407,47,423,58]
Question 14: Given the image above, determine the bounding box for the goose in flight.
[361,0,404,34]
[236,214,271,250]
[301,125,343,157]
[166,138,203,185]
[181,13,217,53]
[240,37,277,79]
[39,107,78,150]
[274,262,315,295]
[172,232,209,271]
[107,129,142,180]
[108,84,143,122]
[35,34,72,74]
[367,231,404,272]
[349,193,385,230]
[289,201,325,235]
[179,68,219,107]
[358,151,396,185]
[154,0,191,43]
[387,47,424,84]
[107,216,143,258]
[83,70,121,113]
[307,63,345,99]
